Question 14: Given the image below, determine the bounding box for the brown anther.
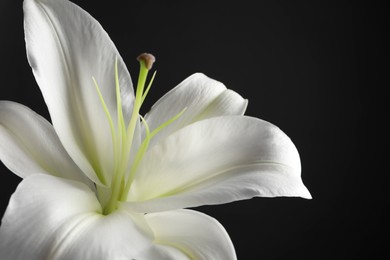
[137,53,156,70]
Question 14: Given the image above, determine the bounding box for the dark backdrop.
[0,0,387,259]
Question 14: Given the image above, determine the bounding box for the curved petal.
[145,209,236,260]
[23,0,134,185]
[0,175,188,260]
[144,73,247,146]
[0,101,92,187]
[125,116,311,212]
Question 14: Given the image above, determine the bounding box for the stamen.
[149,107,187,139]
[99,53,187,214]
[121,116,151,201]
[92,77,115,184]
[141,70,157,105]
[114,57,127,145]
[120,108,187,200]
[106,54,154,213]
[104,58,129,214]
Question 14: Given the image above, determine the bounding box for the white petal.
[146,209,236,260]
[125,116,311,212]
[0,175,188,260]
[0,174,101,260]
[144,73,247,146]
[23,0,134,185]
[0,101,92,187]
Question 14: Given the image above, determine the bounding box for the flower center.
[92,54,184,215]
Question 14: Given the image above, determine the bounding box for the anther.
[137,53,156,70]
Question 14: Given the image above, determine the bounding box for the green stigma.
[92,54,185,215]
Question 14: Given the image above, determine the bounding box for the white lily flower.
[0,0,311,259]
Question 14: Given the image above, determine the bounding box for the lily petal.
[0,101,92,187]
[125,116,311,212]
[146,209,236,260]
[0,175,188,260]
[144,73,247,146]
[23,0,134,185]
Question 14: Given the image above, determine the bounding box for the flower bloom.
[0,0,311,259]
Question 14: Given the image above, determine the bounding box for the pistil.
[103,53,155,214]
[94,53,185,215]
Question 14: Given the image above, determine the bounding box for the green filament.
[92,77,116,185]
[93,56,185,215]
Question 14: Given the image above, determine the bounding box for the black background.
[0,0,387,259]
